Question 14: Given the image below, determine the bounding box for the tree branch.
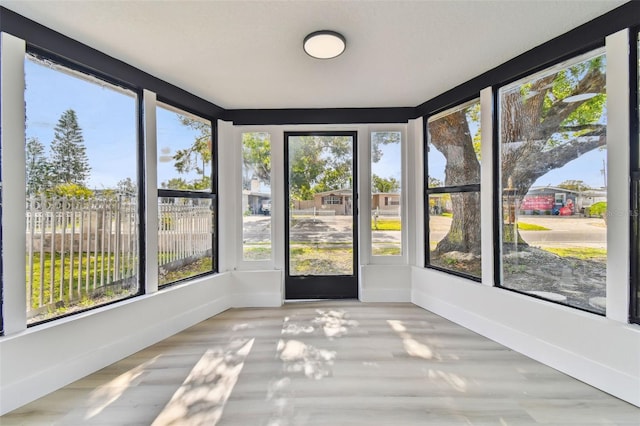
[538,68,605,140]
[511,129,606,191]
[558,124,606,133]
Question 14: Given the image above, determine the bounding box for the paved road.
[429,215,606,248]
[243,214,607,248]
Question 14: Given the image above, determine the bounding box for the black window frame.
[24,47,146,327]
[156,98,219,287]
[424,96,482,282]
[493,44,608,316]
[630,27,640,325]
[0,7,227,332]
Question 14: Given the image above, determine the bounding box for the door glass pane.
[288,135,354,276]
[371,131,402,256]
[499,49,607,314]
[242,132,271,261]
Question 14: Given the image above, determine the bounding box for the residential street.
[429,215,606,248]
[243,214,607,249]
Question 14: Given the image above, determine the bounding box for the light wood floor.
[2,301,639,425]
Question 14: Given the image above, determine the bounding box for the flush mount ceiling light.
[303,30,346,59]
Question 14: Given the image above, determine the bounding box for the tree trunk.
[428,108,482,255]
[434,192,481,254]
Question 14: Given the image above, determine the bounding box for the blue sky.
[428,144,607,189]
[25,56,201,190]
[25,55,607,194]
[156,105,209,187]
[371,133,402,187]
[25,56,137,189]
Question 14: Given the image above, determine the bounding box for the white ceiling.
[0,0,628,110]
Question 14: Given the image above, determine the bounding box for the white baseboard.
[360,288,411,302]
[0,274,233,415]
[411,279,640,407]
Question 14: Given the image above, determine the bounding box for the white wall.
[412,269,640,406]
[229,124,412,303]
[360,265,411,302]
[0,273,233,415]
[232,270,283,307]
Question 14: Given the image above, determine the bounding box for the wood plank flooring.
[2,301,639,425]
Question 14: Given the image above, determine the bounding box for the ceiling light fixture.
[303,30,346,59]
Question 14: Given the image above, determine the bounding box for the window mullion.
[1,33,28,334]
[143,90,159,294]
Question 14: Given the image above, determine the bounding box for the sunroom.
[0,0,638,422]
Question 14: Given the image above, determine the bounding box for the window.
[323,195,342,205]
[241,132,271,261]
[371,131,403,256]
[156,102,216,286]
[498,48,607,314]
[425,99,481,278]
[24,51,139,324]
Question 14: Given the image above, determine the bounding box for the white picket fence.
[25,195,212,319]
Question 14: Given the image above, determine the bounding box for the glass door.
[284,132,358,299]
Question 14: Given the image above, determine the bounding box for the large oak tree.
[429,53,606,255]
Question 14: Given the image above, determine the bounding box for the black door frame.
[284,131,358,300]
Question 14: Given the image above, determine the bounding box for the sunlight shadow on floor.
[387,319,435,359]
[151,338,254,426]
[83,356,160,420]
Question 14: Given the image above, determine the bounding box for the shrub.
[46,183,93,199]
[588,202,607,217]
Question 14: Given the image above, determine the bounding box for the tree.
[371,131,400,162]
[501,56,606,202]
[50,109,90,186]
[288,135,352,200]
[429,106,482,254]
[557,179,591,192]
[114,177,138,201]
[162,177,191,190]
[372,174,400,193]
[242,132,271,189]
[168,116,212,190]
[241,132,399,202]
[430,53,606,255]
[46,183,93,199]
[428,176,443,188]
[25,137,54,195]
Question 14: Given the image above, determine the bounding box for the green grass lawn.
[372,218,401,231]
[517,222,551,231]
[243,246,272,261]
[290,244,353,275]
[543,247,607,262]
[372,245,401,256]
[160,257,213,285]
[27,252,135,310]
